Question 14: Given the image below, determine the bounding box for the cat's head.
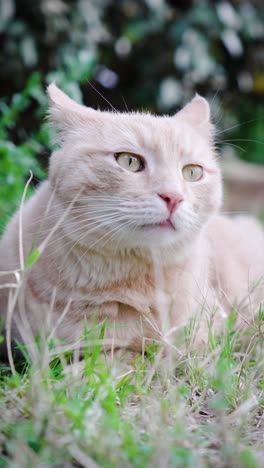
[47,83,222,253]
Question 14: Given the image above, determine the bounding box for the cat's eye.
[115,152,144,172]
[182,164,203,182]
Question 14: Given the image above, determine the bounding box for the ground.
[0,309,263,467]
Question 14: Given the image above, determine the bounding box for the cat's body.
[0,85,263,354]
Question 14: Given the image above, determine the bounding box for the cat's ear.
[175,94,213,138]
[47,83,96,143]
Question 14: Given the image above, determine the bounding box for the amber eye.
[182,164,203,182]
[115,152,144,172]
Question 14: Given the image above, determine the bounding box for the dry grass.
[0,298,263,467]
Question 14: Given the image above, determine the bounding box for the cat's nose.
[158,192,183,215]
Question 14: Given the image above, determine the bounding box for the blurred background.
[0,0,263,232]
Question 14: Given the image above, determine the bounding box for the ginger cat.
[0,84,263,357]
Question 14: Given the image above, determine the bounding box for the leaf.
[25,248,41,270]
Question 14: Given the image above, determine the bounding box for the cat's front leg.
[157,290,228,352]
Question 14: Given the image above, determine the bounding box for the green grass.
[0,313,263,467]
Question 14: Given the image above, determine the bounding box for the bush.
[0,0,263,230]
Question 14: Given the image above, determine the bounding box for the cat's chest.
[74,269,155,312]
[71,251,153,292]
[72,261,189,315]
[45,245,203,316]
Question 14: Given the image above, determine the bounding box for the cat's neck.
[50,222,205,285]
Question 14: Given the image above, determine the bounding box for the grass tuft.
[0,313,263,467]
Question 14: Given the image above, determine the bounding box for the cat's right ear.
[47,83,96,143]
[175,94,213,140]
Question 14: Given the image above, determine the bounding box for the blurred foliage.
[0,73,47,230]
[0,0,264,229]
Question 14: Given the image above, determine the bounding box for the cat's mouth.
[142,218,176,230]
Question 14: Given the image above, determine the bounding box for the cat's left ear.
[47,83,97,143]
[175,94,213,137]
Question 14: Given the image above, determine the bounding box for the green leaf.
[25,248,41,270]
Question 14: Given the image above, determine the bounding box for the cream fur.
[0,84,263,354]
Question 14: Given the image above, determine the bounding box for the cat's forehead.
[48,85,212,157]
[97,111,209,156]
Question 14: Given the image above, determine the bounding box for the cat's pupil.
[129,158,133,166]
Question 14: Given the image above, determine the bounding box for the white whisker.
[46,213,129,249]
[216,119,259,135]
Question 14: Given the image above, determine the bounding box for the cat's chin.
[120,224,193,251]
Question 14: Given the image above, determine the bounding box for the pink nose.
[158,192,183,214]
